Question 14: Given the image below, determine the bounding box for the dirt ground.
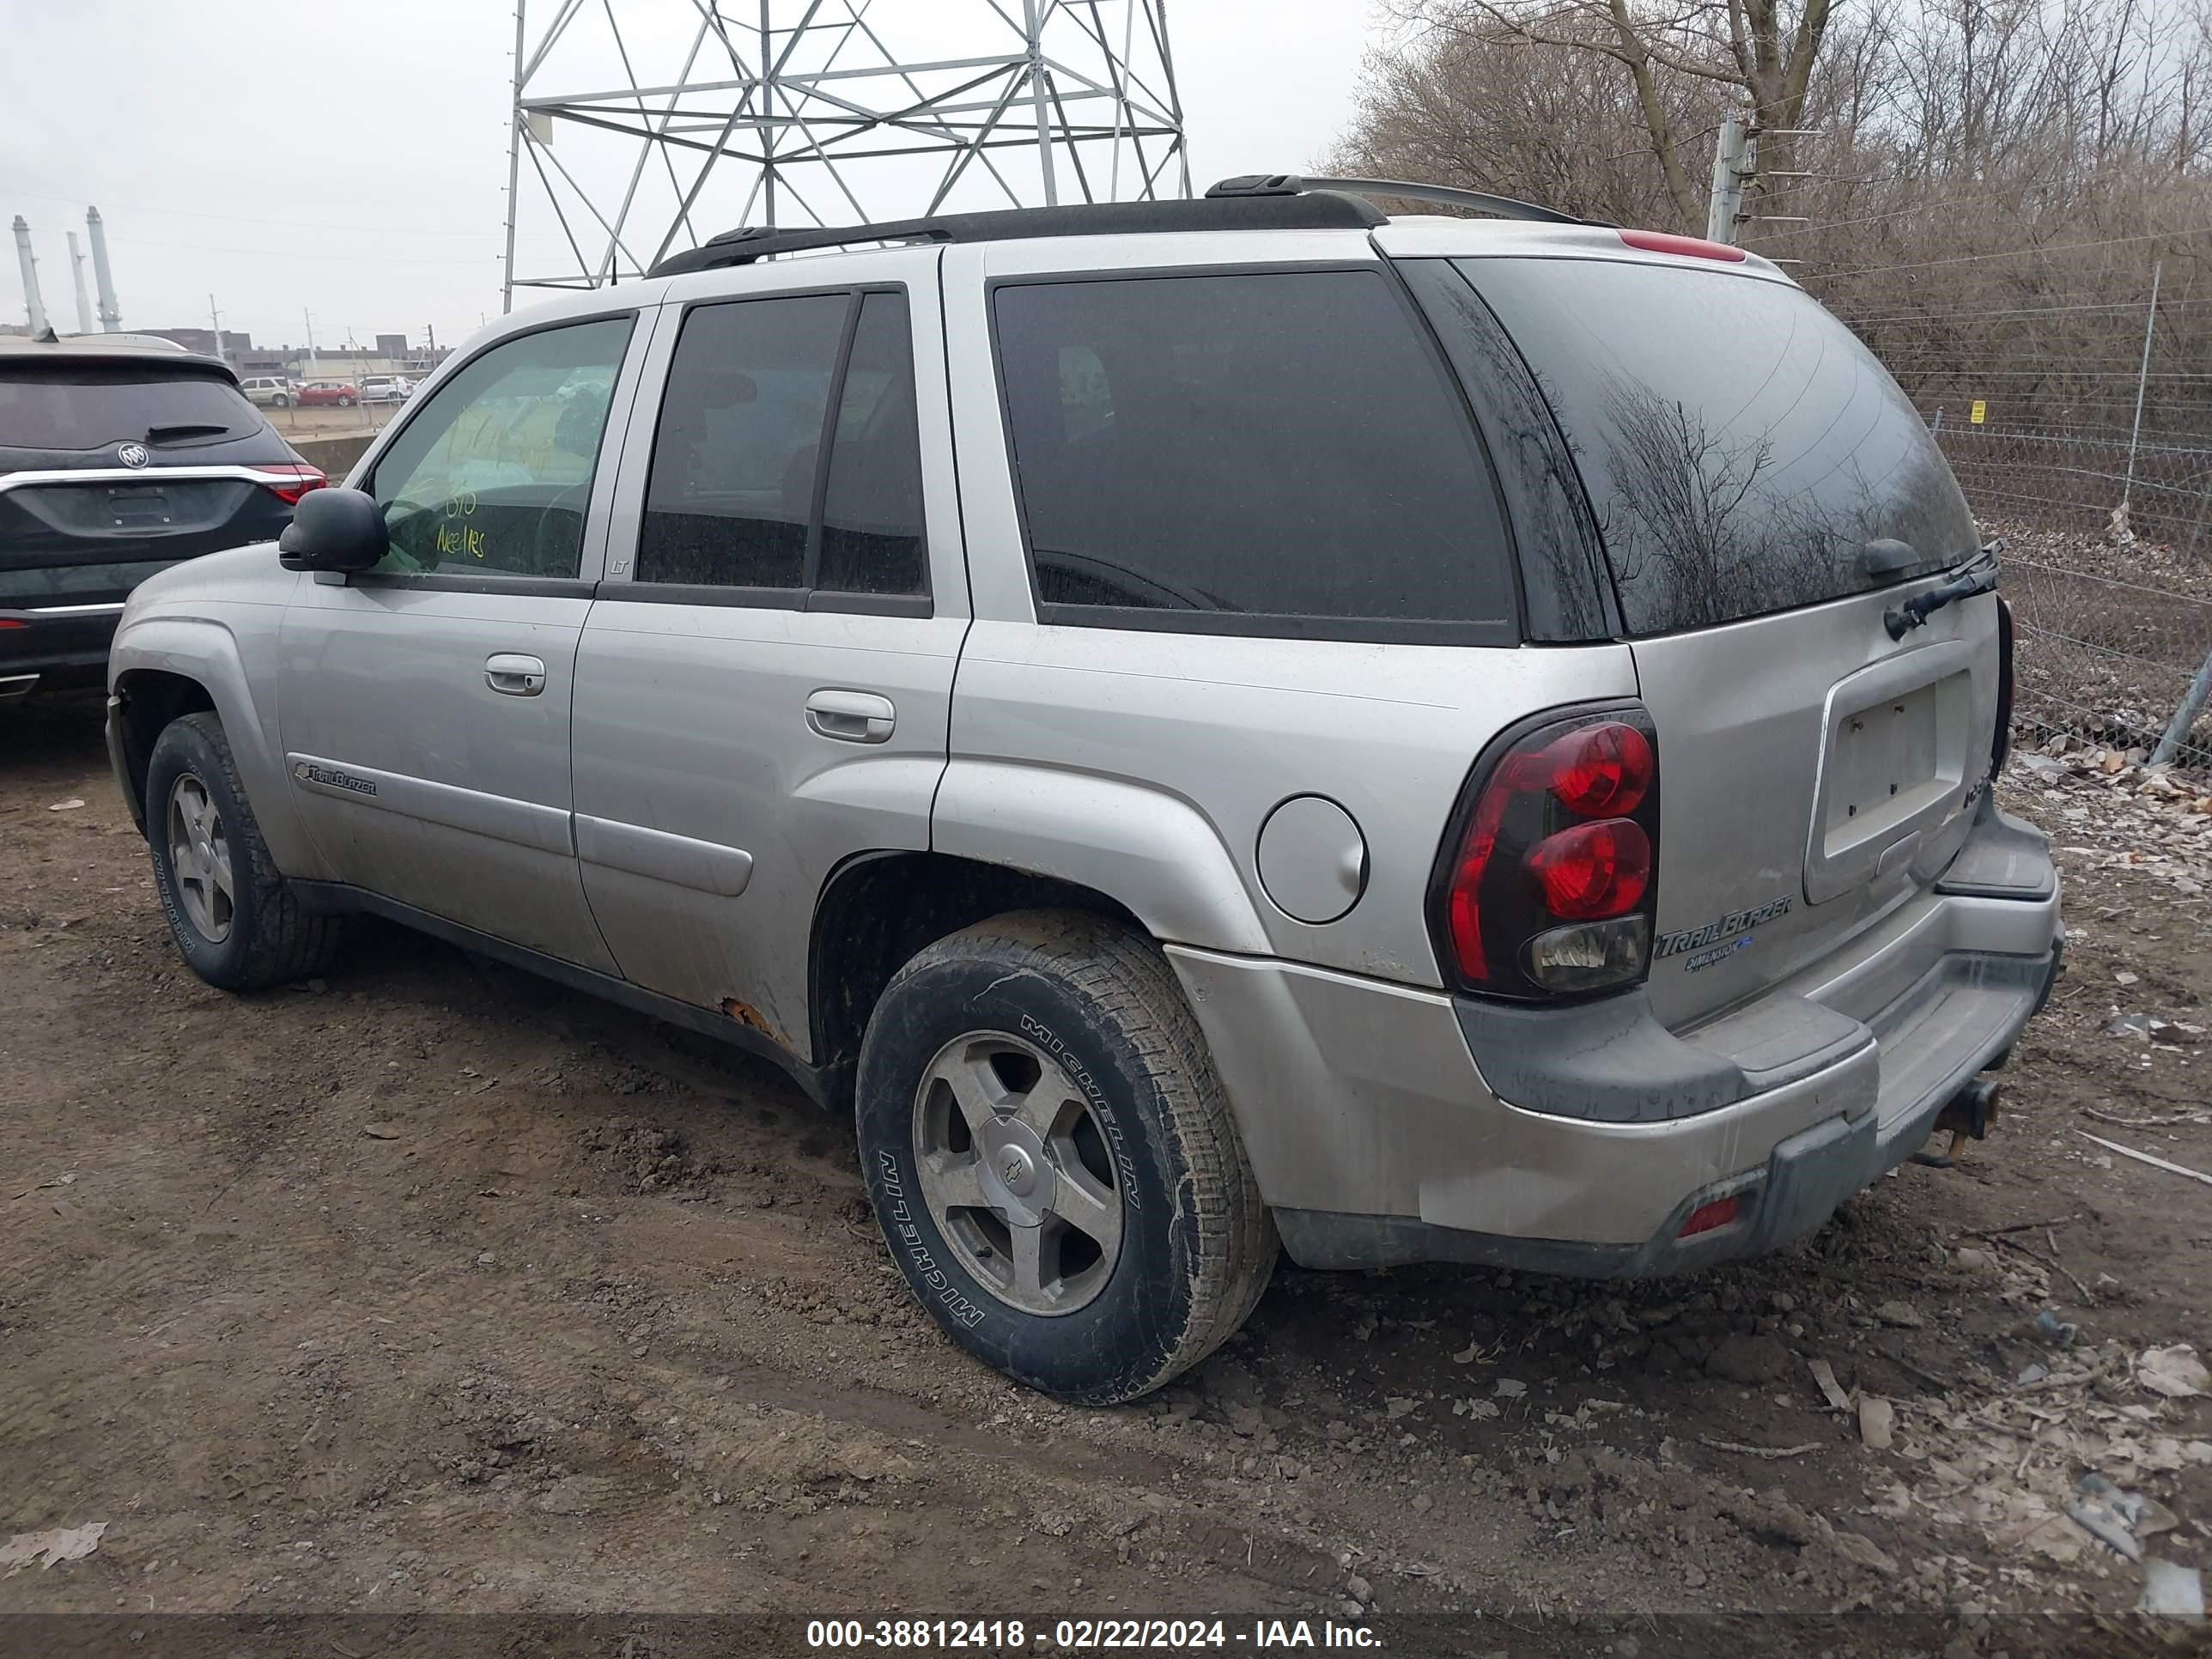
[3,692,2209,1656]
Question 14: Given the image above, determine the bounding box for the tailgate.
[1633,585,1999,1028]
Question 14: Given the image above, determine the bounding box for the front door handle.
[805,688,896,744]
[485,653,547,697]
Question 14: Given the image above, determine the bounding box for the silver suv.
[105,179,2062,1404]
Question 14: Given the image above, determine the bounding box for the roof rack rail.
[648,191,1387,278]
[1206,173,1591,227]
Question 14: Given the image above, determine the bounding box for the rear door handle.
[485,653,547,696]
[805,688,896,744]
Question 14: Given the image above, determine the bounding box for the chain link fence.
[2002,551,2212,766]
[1931,422,2212,553]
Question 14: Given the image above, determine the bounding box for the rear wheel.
[146,713,343,991]
[857,909,1275,1403]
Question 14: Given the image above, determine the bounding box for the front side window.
[637,289,927,599]
[991,269,1516,639]
[368,316,633,580]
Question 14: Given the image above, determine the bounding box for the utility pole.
[303,308,319,378]
[208,295,228,365]
[1705,118,1757,245]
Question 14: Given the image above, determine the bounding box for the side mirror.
[278,487,388,573]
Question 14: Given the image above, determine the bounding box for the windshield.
[1454,257,1977,635]
[0,365,262,452]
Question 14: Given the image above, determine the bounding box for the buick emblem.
[116,442,150,469]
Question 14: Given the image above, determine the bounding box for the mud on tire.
[856,908,1276,1404]
[146,712,344,992]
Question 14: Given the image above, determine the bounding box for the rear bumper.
[1168,812,2062,1274]
[0,605,121,695]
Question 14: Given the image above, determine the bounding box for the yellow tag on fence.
[1970,399,1986,425]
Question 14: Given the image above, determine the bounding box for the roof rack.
[1205,173,1590,227]
[646,173,1590,279]
[648,190,1386,278]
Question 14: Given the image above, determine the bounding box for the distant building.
[143,325,253,360]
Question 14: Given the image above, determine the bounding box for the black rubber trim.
[1030,604,1513,647]
[598,580,806,610]
[807,590,933,617]
[650,192,1385,276]
[286,879,830,1106]
[345,573,597,600]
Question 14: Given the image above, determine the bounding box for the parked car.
[106,179,2061,1404]
[1,335,321,702]
[295,380,358,407]
[359,376,414,405]
[240,376,294,409]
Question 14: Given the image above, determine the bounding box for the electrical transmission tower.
[502,1,1188,309]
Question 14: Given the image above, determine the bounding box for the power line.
[1837,298,2211,325]
[1808,228,2212,279]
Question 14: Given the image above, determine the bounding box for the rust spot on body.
[720,997,786,1048]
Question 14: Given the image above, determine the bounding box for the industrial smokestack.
[12,216,48,335]
[86,206,120,331]
[65,231,94,336]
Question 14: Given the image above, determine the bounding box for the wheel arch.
[808,851,1145,1113]
[109,618,324,877]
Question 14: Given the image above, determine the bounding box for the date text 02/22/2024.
[805,1618,1381,1650]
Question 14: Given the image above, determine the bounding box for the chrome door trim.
[574,813,754,897]
[284,751,574,856]
[22,600,130,617]
[0,465,311,495]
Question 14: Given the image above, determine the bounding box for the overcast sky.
[4,1,1375,352]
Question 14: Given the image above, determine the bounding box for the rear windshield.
[0,365,264,453]
[1455,258,1977,635]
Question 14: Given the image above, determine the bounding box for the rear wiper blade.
[145,422,232,441]
[1884,538,2003,641]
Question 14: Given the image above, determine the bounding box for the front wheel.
[337,394,355,407]
[272,394,289,408]
[146,712,343,991]
[857,910,1275,1404]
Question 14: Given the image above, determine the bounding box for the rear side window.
[638,289,927,600]
[1456,258,1978,635]
[0,366,263,452]
[992,270,1516,641]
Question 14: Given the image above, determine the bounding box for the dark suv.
[1,335,322,701]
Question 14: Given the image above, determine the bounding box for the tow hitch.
[1911,1076,2003,1169]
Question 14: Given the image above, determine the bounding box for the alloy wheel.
[912,1030,1125,1316]
[166,772,236,944]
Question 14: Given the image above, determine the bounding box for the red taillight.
[1547,721,1653,817]
[259,463,326,505]
[1432,708,1662,999]
[1528,819,1651,920]
[0,618,25,629]
[1678,1195,1741,1238]
[1618,228,1747,264]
